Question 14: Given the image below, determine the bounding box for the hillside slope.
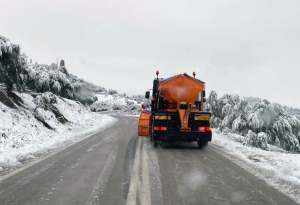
[0,90,117,171]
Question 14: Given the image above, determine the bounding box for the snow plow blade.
[138,110,150,136]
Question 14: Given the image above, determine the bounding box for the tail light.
[198,126,212,132]
[154,126,167,131]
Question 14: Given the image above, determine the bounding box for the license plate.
[155,116,171,120]
[194,115,210,121]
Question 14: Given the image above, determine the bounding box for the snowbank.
[0,92,117,171]
[212,131,300,203]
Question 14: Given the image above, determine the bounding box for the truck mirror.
[202,90,206,98]
[145,91,150,99]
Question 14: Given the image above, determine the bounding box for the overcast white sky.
[1,0,300,107]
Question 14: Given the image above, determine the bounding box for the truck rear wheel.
[153,137,158,147]
[197,141,208,149]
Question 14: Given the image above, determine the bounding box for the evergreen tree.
[0,35,27,92]
[206,90,300,152]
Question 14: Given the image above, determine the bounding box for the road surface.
[0,116,297,205]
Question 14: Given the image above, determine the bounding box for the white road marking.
[85,145,118,205]
[147,140,163,205]
[126,137,141,205]
[141,137,151,205]
[126,137,151,205]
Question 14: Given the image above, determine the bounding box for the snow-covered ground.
[0,92,117,172]
[95,94,115,102]
[90,93,142,115]
[212,131,300,203]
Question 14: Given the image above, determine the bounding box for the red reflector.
[198,126,212,132]
[206,126,213,132]
[154,126,167,131]
[198,127,206,132]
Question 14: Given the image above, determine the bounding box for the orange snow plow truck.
[138,71,212,148]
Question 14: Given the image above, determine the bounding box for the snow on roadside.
[211,131,300,203]
[91,93,142,115]
[95,94,114,102]
[0,93,117,171]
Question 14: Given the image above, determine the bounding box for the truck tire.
[150,130,153,141]
[150,123,153,141]
[153,136,158,147]
[197,141,208,149]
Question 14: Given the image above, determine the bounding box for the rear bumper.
[153,131,212,142]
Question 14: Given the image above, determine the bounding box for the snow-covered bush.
[89,94,142,115]
[90,101,111,112]
[33,92,57,110]
[243,130,269,150]
[269,118,300,152]
[232,116,247,135]
[108,89,118,95]
[206,90,300,152]
[211,116,221,128]
[112,103,124,110]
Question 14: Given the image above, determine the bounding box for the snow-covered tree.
[0,35,27,92]
[108,89,118,95]
[206,90,300,152]
[0,35,102,105]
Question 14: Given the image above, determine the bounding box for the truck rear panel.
[151,111,212,142]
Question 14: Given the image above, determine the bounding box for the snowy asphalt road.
[0,116,297,205]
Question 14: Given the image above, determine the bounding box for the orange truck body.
[138,72,212,148]
[158,73,205,103]
[138,110,150,136]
